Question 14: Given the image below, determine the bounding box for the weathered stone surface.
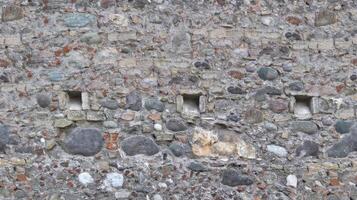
[327,126,357,158]
[80,32,102,45]
[334,120,354,134]
[54,119,73,128]
[165,118,187,132]
[269,99,288,113]
[144,97,165,112]
[0,124,10,152]
[286,174,297,188]
[99,98,119,110]
[257,67,279,80]
[104,173,124,188]
[192,128,256,159]
[2,5,24,22]
[244,108,264,123]
[221,169,254,186]
[291,121,318,134]
[36,94,51,108]
[315,10,337,27]
[121,136,159,156]
[289,81,304,91]
[62,128,103,156]
[296,140,319,157]
[78,172,94,186]
[126,91,142,111]
[63,13,96,28]
[169,142,190,157]
[267,144,288,157]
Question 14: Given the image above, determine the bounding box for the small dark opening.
[67,91,82,110]
[294,95,312,119]
[183,94,200,115]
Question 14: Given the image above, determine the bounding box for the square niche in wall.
[177,92,206,117]
[290,95,318,120]
[67,91,82,111]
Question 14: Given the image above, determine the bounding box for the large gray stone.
[121,136,159,156]
[144,97,165,112]
[334,120,354,134]
[291,121,318,134]
[257,67,279,80]
[221,169,254,186]
[126,91,142,111]
[315,10,337,27]
[62,128,103,156]
[327,125,357,158]
[100,98,119,110]
[36,94,51,108]
[165,119,187,132]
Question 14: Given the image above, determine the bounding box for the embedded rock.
[221,169,254,186]
[62,128,104,156]
[121,136,160,156]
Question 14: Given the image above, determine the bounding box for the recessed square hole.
[294,95,312,119]
[183,94,200,115]
[67,91,82,111]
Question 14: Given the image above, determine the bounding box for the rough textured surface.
[1,0,357,199]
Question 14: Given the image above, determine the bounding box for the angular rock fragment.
[121,136,160,156]
[221,169,253,186]
[62,128,103,156]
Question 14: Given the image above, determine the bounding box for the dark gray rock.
[334,120,354,134]
[221,169,254,186]
[291,121,318,134]
[257,67,279,80]
[126,91,142,111]
[144,97,165,112]
[0,124,10,152]
[227,86,246,94]
[121,136,160,156]
[194,61,210,70]
[62,128,103,156]
[187,162,208,172]
[166,119,187,132]
[288,81,304,91]
[227,112,240,122]
[169,143,185,157]
[296,141,319,157]
[285,32,301,40]
[36,94,51,108]
[100,98,119,110]
[327,125,357,158]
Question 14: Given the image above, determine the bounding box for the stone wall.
[0,0,357,199]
